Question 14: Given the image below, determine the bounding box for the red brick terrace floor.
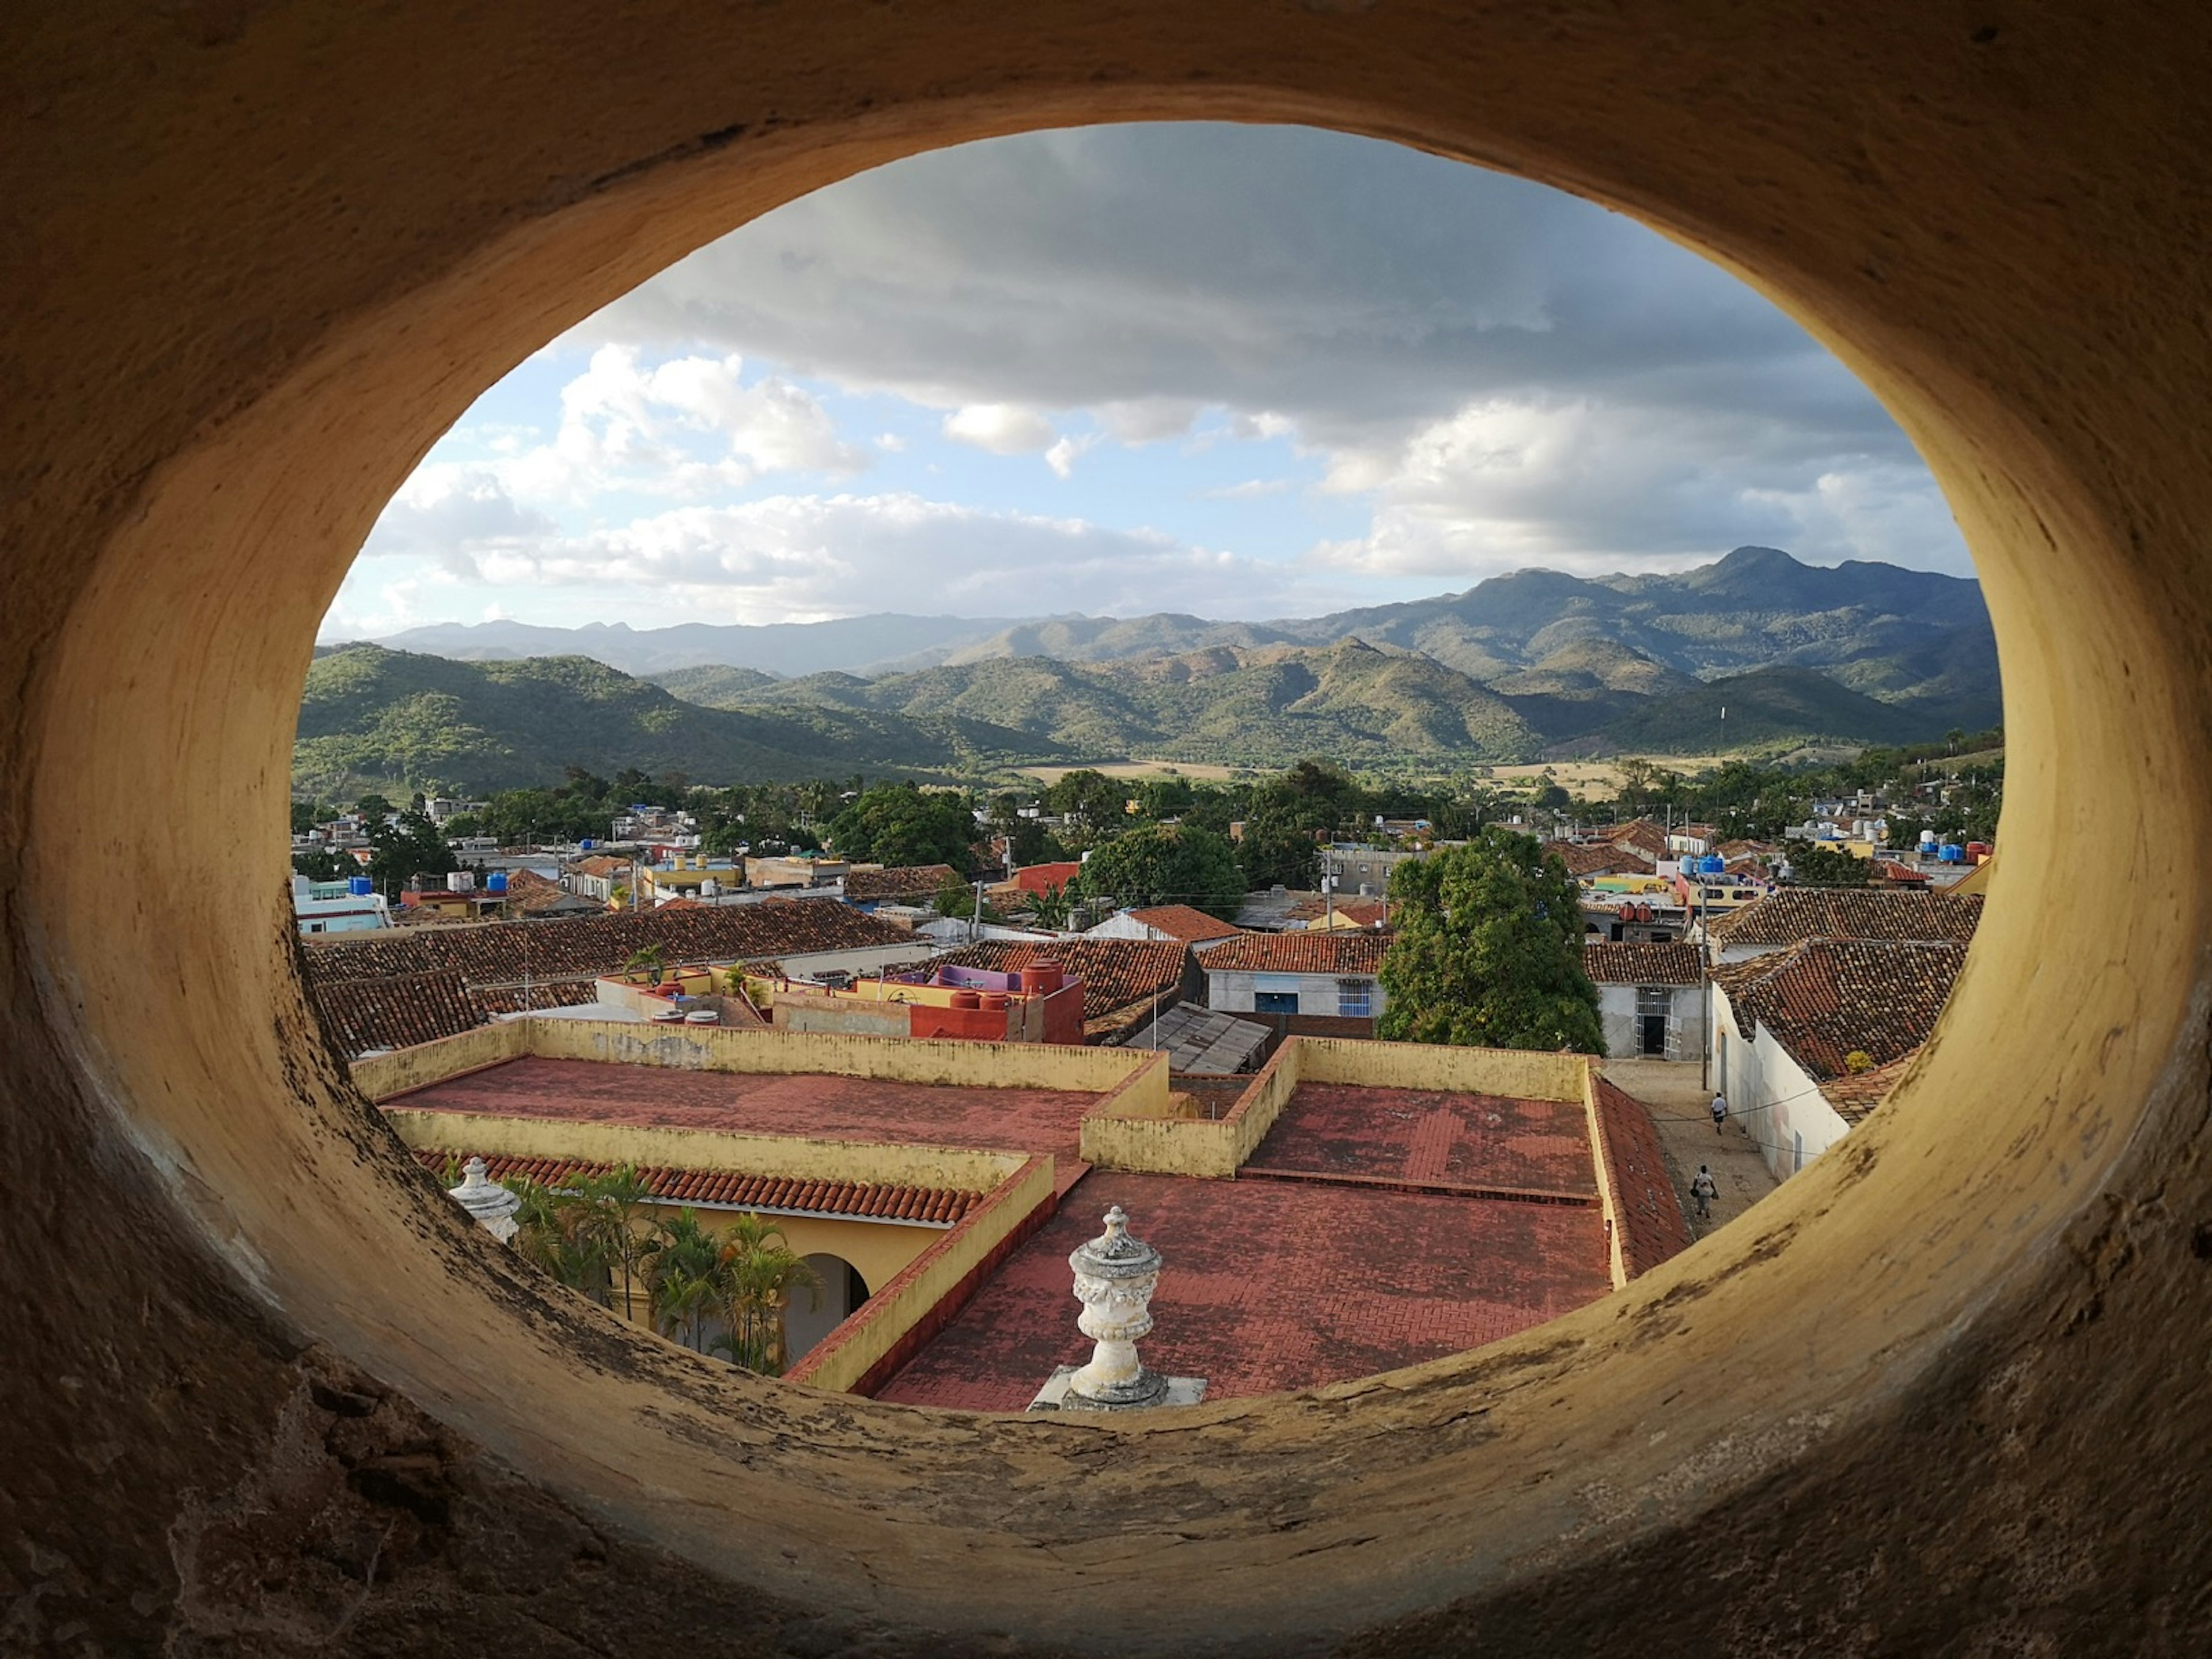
[873,1170,1612,1410]
[388,1056,1098,1158]
[1242,1084,1597,1197]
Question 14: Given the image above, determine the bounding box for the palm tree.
[1030,881,1073,931]
[623,942,667,986]
[647,1209,724,1352]
[504,1175,613,1301]
[710,1213,820,1375]
[573,1163,662,1324]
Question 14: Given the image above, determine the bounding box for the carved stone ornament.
[447,1156,521,1244]
[1062,1205,1170,1408]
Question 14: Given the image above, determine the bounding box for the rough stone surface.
[7,2,2212,1652]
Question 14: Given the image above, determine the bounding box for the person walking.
[1711,1090,1729,1134]
[1691,1164,1719,1221]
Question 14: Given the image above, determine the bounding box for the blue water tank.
[487,872,509,893]
[1940,843,1965,863]
[1700,854,1725,875]
[579,838,594,850]
[348,876,373,896]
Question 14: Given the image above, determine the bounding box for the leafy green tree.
[1234,815,1321,891]
[290,800,327,835]
[1042,768,1127,830]
[364,805,454,892]
[827,782,977,872]
[291,849,353,881]
[647,1209,725,1353]
[1080,823,1244,918]
[711,1213,820,1375]
[1028,881,1075,931]
[1786,843,1874,887]
[571,1164,663,1325]
[1378,829,1605,1054]
[933,873,1002,924]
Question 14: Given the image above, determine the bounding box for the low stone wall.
[1079,1039,1300,1177]
[785,1154,1058,1395]
[351,1020,527,1099]
[1292,1036,1588,1103]
[352,1016,1160,1103]
[382,1109,1027,1195]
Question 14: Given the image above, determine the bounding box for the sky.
[322,123,1969,640]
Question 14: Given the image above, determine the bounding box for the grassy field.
[1486,757,1732,794]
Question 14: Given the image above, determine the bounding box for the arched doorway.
[785,1253,871,1363]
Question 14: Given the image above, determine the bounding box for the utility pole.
[972,877,984,943]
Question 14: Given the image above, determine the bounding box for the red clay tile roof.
[1582,941,1704,987]
[411,1149,975,1224]
[1198,932,1389,975]
[1711,939,1967,1081]
[1547,840,1657,877]
[1604,819,1673,859]
[844,863,959,904]
[933,937,1185,1023]
[1283,894,1391,928]
[1817,1050,1919,1124]
[1125,904,1244,944]
[1706,888,1983,949]
[1009,861,1083,892]
[303,902,913,993]
[1591,1077,1695,1277]
[312,968,488,1058]
[474,980,605,1015]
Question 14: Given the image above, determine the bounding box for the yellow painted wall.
[785,1155,1055,1394]
[1580,1070,1630,1291]
[353,1020,527,1099]
[1293,1037,1589,1103]
[384,1108,1026,1194]
[352,1015,1160,1103]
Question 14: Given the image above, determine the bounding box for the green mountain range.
[304,548,2002,793]
[370,546,2001,718]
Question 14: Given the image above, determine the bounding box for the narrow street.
[1600,1056,1781,1243]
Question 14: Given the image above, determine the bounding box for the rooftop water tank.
[1026,961,1065,995]
[1940,843,1965,863]
[684,1009,719,1025]
[486,872,509,893]
[1700,854,1725,874]
[980,992,1009,1013]
[950,990,983,1010]
[446,870,476,893]
[347,876,373,896]
[579,839,593,850]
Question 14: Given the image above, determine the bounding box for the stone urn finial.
[448,1155,520,1244]
[1063,1205,1169,1408]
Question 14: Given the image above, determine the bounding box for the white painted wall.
[1709,983,1855,1179]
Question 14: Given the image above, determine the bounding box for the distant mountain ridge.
[370,546,1997,715]
[309,549,2002,791]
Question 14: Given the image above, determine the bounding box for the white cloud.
[434,491,1342,623]
[1044,434,1096,479]
[942,403,1058,454]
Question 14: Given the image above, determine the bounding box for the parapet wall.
[383,1108,1027,1195]
[353,1016,1160,1103]
[1079,1036,1592,1179]
[785,1154,1058,1395]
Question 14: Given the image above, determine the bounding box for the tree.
[1079,823,1245,919]
[1786,843,1873,888]
[826,782,976,872]
[571,1164,663,1324]
[712,1213,820,1375]
[1377,828,1605,1054]
[1233,815,1320,891]
[364,804,454,892]
[647,1209,724,1353]
[1041,768,1126,830]
[1028,881,1074,931]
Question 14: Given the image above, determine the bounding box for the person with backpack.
[1691,1165,1719,1221]
[1710,1090,1729,1134]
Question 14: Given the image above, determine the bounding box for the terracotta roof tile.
[304,902,912,993]
[1125,904,1245,944]
[1817,1050,1919,1124]
[1706,888,1983,949]
[1547,840,1657,877]
[312,968,488,1058]
[1583,941,1703,987]
[412,1149,975,1225]
[1711,940,1965,1081]
[933,937,1186,1023]
[843,863,959,904]
[1591,1078,1695,1277]
[1198,932,1389,975]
